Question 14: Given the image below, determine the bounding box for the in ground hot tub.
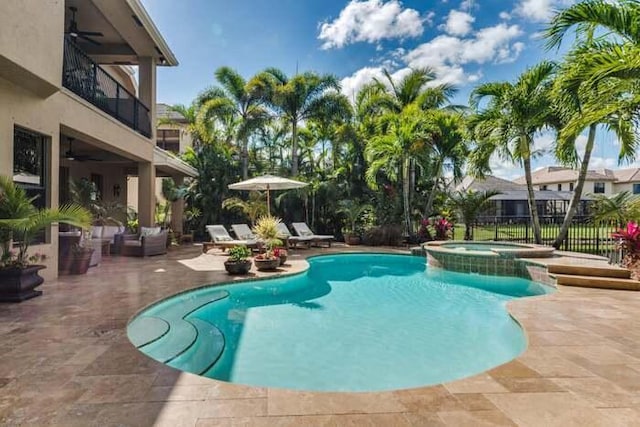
[424,241,555,284]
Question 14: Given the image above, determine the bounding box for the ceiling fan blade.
[79,35,101,46]
[77,31,104,37]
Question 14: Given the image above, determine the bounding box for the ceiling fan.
[64,138,102,162]
[65,6,103,46]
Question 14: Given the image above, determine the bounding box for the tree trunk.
[402,156,412,237]
[553,123,597,248]
[465,224,472,241]
[241,137,249,180]
[291,120,299,176]
[424,159,443,218]
[523,156,543,244]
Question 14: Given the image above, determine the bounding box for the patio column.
[170,175,184,234]
[138,161,155,227]
[138,56,157,141]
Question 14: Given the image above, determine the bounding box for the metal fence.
[456,216,624,263]
[62,36,151,138]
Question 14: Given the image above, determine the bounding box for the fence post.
[525,222,529,243]
[494,217,498,241]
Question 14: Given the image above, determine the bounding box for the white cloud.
[339,66,412,99]
[513,0,573,23]
[403,23,524,85]
[489,154,521,180]
[499,11,512,20]
[442,10,475,36]
[589,157,617,169]
[318,0,425,49]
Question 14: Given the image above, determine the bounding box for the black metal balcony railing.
[62,36,152,138]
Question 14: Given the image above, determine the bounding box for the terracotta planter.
[0,265,45,302]
[344,233,361,245]
[71,249,94,275]
[254,258,280,271]
[224,260,252,275]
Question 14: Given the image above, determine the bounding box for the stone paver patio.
[1,245,639,426]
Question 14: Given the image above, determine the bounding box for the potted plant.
[273,247,288,266]
[337,200,373,246]
[224,245,252,275]
[252,215,283,271]
[0,176,91,301]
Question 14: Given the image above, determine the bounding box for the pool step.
[167,318,225,375]
[554,274,640,291]
[138,319,198,362]
[127,316,169,348]
[547,264,631,279]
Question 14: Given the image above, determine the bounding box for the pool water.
[130,254,552,392]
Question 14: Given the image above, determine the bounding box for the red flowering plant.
[433,217,453,240]
[612,221,640,264]
[417,218,431,242]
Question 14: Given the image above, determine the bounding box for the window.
[633,183,640,194]
[569,182,574,191]
[557,184,562,191]
[594,182,606,194]
[541,185,548,191]
[13,127,49,243]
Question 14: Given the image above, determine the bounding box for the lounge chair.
[205,225,260,252]
[231,224,259,241]
[276,223,313,249]
[291,222,334,248]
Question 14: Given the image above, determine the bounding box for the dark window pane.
[593,182,605,194]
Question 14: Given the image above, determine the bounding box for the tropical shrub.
[362,224,403,246]
[433,217,453,240]
[612,221,640,264]
[227,245,251,263]
[253,215,283,258]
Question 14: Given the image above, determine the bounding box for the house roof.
[612,168,640,183]
[456,175,525,193]
[157,103,186,122]
[513,166,616,185]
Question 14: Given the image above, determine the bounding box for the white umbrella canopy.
[228,174,308,214]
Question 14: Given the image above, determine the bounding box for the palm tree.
[365,104,433,237]
[545,0,640,84]
[198,67,270,179]
[469,61,557,244]
[422,110,469,219]
[589,191,638,225]
[253,68,348,176]
[549,54,640,248]
[449,190,501,240]
[222,191,268,226]
[0,176,92,268]
[544,1,640,248]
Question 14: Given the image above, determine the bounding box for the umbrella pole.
[267,185,270,215]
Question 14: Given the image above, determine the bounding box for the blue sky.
[141,0,628,179]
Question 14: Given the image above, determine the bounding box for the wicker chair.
[115,231,168,257]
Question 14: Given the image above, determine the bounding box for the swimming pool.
[128,253,552,392]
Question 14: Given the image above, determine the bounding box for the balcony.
[62,36,151,138]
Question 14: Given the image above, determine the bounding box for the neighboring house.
[514,166,616,195]
[0,0,196,279]
[456,175,588,220]
[514,166,640,196]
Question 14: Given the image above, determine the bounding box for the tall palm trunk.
[523,156,543,244]
[241,137,249,179]
[291,120,299,176]
[424,159,443,218]
[402,156,412,237]
[553,123,597,248]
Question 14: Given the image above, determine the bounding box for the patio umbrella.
[228,174,308,214]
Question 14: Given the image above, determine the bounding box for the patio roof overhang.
[153,147,197,178]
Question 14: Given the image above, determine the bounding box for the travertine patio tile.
[198,398,267,418]
[488,360,540,378]
[444,374,509,394]
[394,386,462,412]
[555,345,640,366]
[267,390,406,415]
[437,409,516,426]
[486,392,611,427]
[196,413,415,426]
[73,374,156,404]
[597,408,640,427]
[452,393,500,411]
[551,376,640,407]
[493,377,565,393]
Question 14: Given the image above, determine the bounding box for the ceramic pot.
[0,265,45,302]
